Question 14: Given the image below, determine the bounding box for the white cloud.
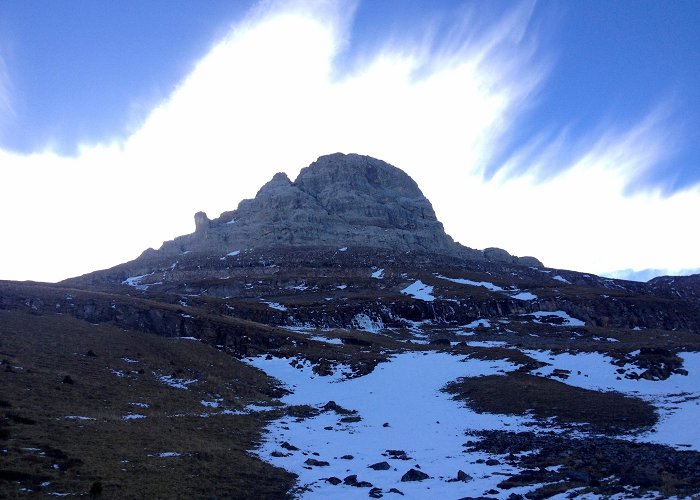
[1,1,698,282]
[602,268,700,282]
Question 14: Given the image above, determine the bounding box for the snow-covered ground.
[243,346,700,497]
[433,273,544,304]
[246,352,567,498]
[527,310,585,327]
[435,274,504,292]
[122,273,157,290]
[511,291,537,301]
[262,300,287,311]
[351,313,384,333]
[525,350,700,450]
[400,280,434,301]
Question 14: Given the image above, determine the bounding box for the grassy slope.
[0,309,295,499]
[445,371,657,432]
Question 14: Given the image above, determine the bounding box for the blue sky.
[1,0,699,282]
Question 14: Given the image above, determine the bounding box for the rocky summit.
[2,153,700,499]
[150,153,541,266]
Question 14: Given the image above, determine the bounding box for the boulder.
[368,461,391,471]
[400,468,429,481]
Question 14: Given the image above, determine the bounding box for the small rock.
[485,459,500,466]
[326,477,342,485]
[344,475,358,485]
[304,458,329,467]
[322,400,341,412]
[457,470,472,482]
[281,441,299,451]
[341,454,354,460]
[429,338,450,346]
[384,450,410,460]
[369,487,383,498]
[368,461,391,471]
[400,468,429,482]
[62,375,75,385]
[388,488,404,496]
[383,422,390,427]
[565,469,592,483]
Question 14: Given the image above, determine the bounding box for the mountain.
[108,152,541,268]
[2,153,700,498]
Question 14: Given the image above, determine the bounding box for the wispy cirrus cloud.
[491,101,684,193]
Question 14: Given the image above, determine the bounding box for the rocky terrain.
[2,153,700,498]
[127,153,541,267]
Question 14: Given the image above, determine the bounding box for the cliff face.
[154,153,540,266]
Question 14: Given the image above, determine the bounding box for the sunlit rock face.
[152,152,540,266]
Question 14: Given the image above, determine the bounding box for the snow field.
[524,350,700,450]
[246,352,564,498]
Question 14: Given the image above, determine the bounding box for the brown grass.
[0,309,295,499]
[445,371,657,432]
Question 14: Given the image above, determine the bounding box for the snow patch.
[122,414,146,421]
[528,310,585,327]
[466,341,508,348]
[525,350,700,451]
[245,352,546,498]
[401,280,435,301]
[435,274,503,292]
[309,336,344,345]
[122,273,154,290]
[464,319,492,329]
[262,301,287,311]
[352,313,384,333]
[157,374,197,390]
[220,250,240,260]
[371,268,385,279]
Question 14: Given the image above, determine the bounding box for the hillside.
[2,153,700,498]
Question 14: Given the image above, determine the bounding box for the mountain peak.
[146,153,540,266]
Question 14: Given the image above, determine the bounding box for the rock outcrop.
[147,153,541,266]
